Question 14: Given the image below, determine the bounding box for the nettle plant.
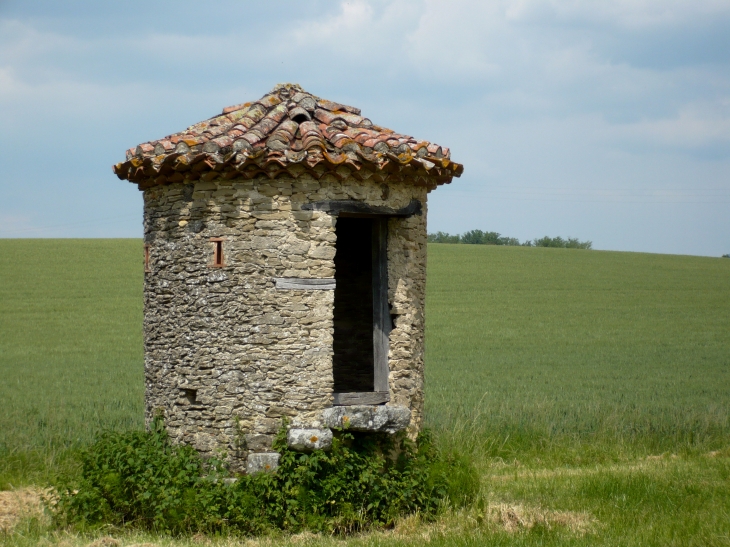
[53,416,478,536]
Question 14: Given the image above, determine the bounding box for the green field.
[1,239,729,546]
[425,245,730,459]
[0,240,144,486]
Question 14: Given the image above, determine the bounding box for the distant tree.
[460,230,491,245]
[533,236,592,249]
[427,231,461,243]
[484,231,504,245]
[430,230,524,246]
[566,238,592,249]
[533,236,564,248]
[723,254,730,258]
[427,230,591,249]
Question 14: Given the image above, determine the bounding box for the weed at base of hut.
[51,417,478,537]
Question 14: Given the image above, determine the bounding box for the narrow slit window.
[210,238,224,267]
[144,244,151,273]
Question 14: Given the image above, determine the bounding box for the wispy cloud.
[504,0,730,28]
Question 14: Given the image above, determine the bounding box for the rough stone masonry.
[114,83,462,472]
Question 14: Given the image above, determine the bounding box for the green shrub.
[53,418,477,536]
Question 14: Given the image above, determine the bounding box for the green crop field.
[1,239,729,546]
[425,244,730,459]
[0,240,145,486]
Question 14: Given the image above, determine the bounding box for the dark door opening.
[332,216,390,404]
[333,217,374,392]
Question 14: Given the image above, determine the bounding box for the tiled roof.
[113,83,462,190]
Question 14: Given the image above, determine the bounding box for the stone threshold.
[246,406,412,474]
[333,391,390,405]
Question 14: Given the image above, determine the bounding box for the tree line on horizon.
[428,230,593,249]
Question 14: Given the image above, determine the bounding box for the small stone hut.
[114,83,462,472]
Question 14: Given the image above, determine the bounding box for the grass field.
[425,245,730,460]
[1,239,729,546]
[0,240,144,487]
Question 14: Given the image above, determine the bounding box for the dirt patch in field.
[0,487,46,532]
[389,503,597,540]
[391,513,438,541]
[489,457,686,484]
[489,503,596,535]
[646,453,679,461]
[86,538,121,547]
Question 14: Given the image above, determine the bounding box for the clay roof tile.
[114,83,461,187]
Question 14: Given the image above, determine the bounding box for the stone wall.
[143,173,428,470]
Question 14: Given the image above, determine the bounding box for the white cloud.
[292,0,375,45]
[288,0,422,69]
[503,0,730,28]
[0,214,44,238]
[406,1,505,79]
[0,65,23,96]
[612,101,730,149]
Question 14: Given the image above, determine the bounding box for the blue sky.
[1,0,728,256]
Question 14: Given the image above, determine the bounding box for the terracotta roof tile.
[114,83,462,189]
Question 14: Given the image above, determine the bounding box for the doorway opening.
[332,216,390,405]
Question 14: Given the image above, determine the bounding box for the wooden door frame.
[332,214,393,406]
[371,217,390,394]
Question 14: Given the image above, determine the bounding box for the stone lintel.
[301,198,422,217]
